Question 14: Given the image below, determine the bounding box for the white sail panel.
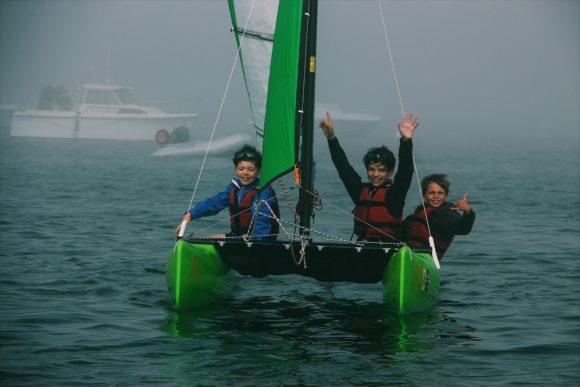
[229,0,279,149]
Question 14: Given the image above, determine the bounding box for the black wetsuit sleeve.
[453,210,476,235]
[386,139,414,217]
[430,206,476,240]
[328,137,363,203]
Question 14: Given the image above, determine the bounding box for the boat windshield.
[85,89,121,106]
[114,88,137,105]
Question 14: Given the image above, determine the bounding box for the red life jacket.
[405,204,453,258]
[228,186,279,238]
[353,184,402,240]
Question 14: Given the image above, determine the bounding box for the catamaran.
[166,0,440,315]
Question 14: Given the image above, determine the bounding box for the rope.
[277,179,297,217]
[301,186,401,243]
[262,213,364,245]
[295,186,322,228]
[187,186,290,238]
[298,237,309,268]
[250,198,293,239]
[377,1,405,117]
[182,0,257,213]
[377,1,439,268]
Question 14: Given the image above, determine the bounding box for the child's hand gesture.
[398,112,419,140]
[451,193,472,214]
[319,112,335,139]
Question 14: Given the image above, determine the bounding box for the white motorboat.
[152,133,253,157]
[10,83,198,142]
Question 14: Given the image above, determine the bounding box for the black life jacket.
[228,186,280,239]
[405,204,453,258]
[353,184,402,240]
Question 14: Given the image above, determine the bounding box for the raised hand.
[175,213,192,236]
[451,193,472,214]
[319,111,335,139]
[397,112,419,140]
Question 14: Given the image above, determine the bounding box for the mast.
[297,0,318,237]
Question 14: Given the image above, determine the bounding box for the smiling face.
[366,162,392,187]
[234,160,259,187]
[423,182,449,208]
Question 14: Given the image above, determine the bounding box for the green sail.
[227,0,302,188]
[260,0,303,188]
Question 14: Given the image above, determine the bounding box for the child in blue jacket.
[177,145,279,240]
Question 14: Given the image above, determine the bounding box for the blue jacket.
[188,177,278,240]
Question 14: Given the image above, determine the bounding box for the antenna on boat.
[88,65,97,83]
[106,49,111,84]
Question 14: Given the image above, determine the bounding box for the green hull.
[167,240,439,315]
[383,247,440,315]
[165,240,229,312]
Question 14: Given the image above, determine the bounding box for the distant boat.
[0,104,23,129]
[151,102,379,158]
[10,83,197,141]
[152,133,252,157]
[315,102,382,133]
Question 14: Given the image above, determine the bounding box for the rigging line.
[189,185,290,236]
[377,1,438,267]
[254,199,294,239]
[377,0,405,117]
[246,198,279,238]
[301,186,401,243]
[267,214,400,246]
[278,221,346,242]
[277,179,297,216]
[183,0,257,212]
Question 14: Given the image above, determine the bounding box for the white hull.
[10,110,197,141]
[152,133,252,157]
[314,104,382,134]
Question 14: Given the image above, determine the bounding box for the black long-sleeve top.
[327,137,414,218]
[399,202,476,255]
[422,202,476,242]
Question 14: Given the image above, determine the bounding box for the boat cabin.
[81,84,149,114]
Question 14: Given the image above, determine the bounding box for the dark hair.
[421,174,450,195]
[232,144,262,169]
[363,146,396,171]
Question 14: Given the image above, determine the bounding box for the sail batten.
[232,27,274,41]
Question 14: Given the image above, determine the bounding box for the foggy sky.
[1,0,578,147]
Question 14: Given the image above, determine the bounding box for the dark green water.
[1,133,578,386]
